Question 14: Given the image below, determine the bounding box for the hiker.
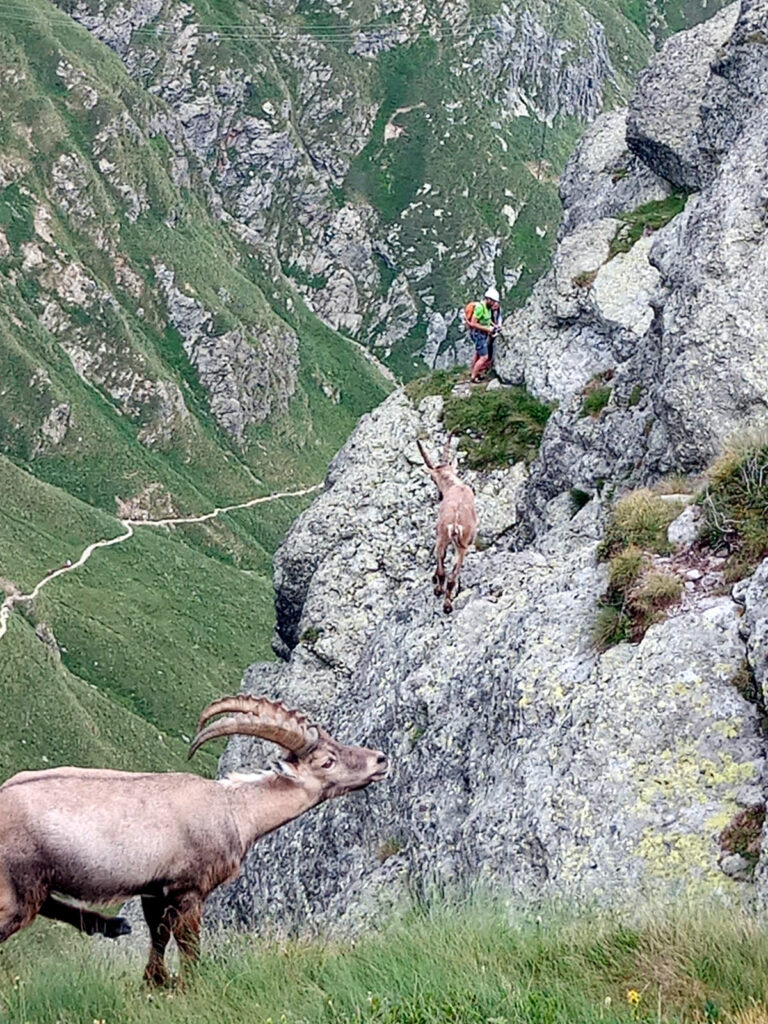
[466,286,502,382]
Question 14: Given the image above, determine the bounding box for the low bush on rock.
[719,804,766,875]
[594,491,685,651]
[599,489,681,559]
[698,437,768,581]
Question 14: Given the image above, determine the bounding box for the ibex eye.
[322,758,335,770]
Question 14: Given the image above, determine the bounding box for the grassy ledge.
[406,373,554,470]
[608,192,689,260]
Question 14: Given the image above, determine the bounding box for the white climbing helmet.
[484,286,500,303]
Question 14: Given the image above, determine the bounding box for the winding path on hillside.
[0,483,322,643]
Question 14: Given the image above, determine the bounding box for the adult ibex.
[0,696,387,985]
[417,436,478,613]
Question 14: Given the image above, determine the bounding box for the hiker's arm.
[468,315,495,335]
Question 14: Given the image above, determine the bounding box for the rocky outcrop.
[496,0,768,529]
[155,264,298,442]
[210,383,764,935]
[627,6,739,189]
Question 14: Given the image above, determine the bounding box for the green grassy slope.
[1,903,768,1023]
[0,0,389,778]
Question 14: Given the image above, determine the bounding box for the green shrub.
[698,438,768,580]
[443,386,553,470]
[600,489,682,559]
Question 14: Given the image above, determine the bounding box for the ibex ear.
[271,757,300,781]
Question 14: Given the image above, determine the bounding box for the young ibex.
[417,436,478,613]
[0,696,387,985]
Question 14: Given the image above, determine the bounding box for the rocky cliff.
[211,0,768,934]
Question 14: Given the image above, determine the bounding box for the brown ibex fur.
[0,696,387,985]
[417,437,478,613]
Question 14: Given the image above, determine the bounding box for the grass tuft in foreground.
[4,903,768,1023]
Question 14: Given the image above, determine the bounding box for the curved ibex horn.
[188,695,319,760]
[416,439,435,469]
[440,433,454,466]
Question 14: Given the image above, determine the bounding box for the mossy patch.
[608,192,688,260]
[443,386,553,470]
[581,370,614,418]
[628,384,644,408]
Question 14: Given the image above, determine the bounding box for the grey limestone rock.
[154,263,298,442]
[627,5,740,189]
[667,504,703,548]
[211,392,764,936]
[559,111,673,238]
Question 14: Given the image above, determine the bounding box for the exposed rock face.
[627,6,740,189]
[155,264,298,442]
[210,386,763,935]
[496,0,768,528]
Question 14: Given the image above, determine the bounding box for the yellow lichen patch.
[634,745,756,810]
[637,830,732,885]
[712,719,743,740]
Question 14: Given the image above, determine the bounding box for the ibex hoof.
[434,585,443,597]
[106,916,132,939]
[443,601,453,614]
[144,966,171,988]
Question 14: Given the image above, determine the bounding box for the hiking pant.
[470,329,492,378]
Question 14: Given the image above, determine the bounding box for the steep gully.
[0,483,322,643]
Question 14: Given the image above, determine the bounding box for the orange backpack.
[464,301,476,327]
